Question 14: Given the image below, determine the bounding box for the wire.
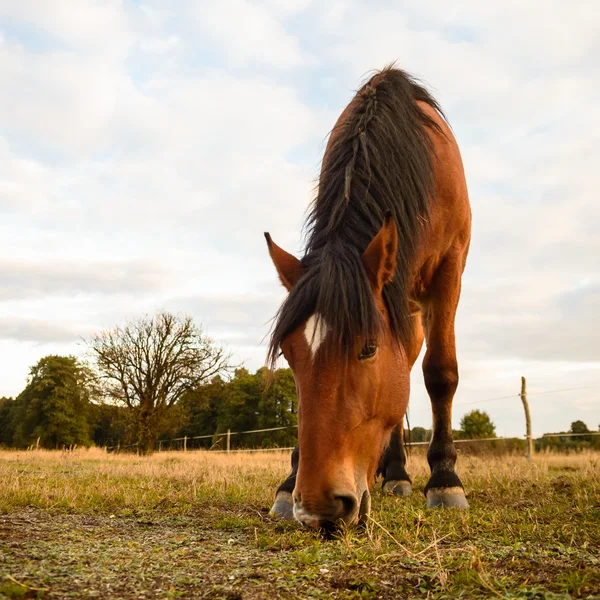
[526,385,599,397]
[453,394,518,408]
[409,393,517,413]
[409,383,599,414]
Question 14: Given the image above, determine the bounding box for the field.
[0,449,599,599]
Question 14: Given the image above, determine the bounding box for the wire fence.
[105,380,599,454]
[106,430,600,453]
[409,384,599,414]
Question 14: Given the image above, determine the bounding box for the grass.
[0,448,599,599]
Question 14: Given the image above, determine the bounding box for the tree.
[175,368,298,450]
[178,376,227,449]
[570,420,591,442]
[91,403,130,449]
[0,396,16,446]
[257,368,296,422]
[10,356,95,449]
[88,312,231,455]
[255,368,297,447]
[214,368,264,445]
[570,420,589,434]
[459,410,496,440]
[409,426,431,443]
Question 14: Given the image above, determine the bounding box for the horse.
[264,66,471,529]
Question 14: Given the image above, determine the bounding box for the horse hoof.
[383,480,412,497]
[426,487,469,509]
[269,491,294,520]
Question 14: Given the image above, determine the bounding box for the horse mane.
[268,66,446,366]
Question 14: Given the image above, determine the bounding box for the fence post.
[227,429,231,455]
[184,436,187,452]
[520,376,534,461]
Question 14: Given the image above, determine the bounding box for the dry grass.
[0,447,292,514]
[1,447,596,510]
[1,448,599,599]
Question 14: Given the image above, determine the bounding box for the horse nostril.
[334,493,358,520]
[294,491,360,529]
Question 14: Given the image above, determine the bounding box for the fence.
[106,430,600,455]
[105,376,600,455]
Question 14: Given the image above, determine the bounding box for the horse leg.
[381,425,412,496]
[381,315,424,497]
[422,257,468,509]
[269,445,299,519]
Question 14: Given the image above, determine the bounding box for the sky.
[0,0,599,438]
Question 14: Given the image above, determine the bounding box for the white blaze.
[304,314,329,356]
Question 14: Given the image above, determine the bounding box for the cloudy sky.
[1,0,598,437]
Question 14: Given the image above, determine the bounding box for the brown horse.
[265,66,471,529]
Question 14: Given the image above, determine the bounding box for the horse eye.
[358,344,377,360]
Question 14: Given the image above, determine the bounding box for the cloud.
[457,278,600,363]
[0,259,171,300]
[0,139,53,213]
[0,317,84,344]
[0,40,129,154]
[188,0,309,69]
[0,0,132,58]
[164,291,283,351]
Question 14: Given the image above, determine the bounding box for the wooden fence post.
[520,376,534,461]
[184,436,187,452]
[227,429,231,455]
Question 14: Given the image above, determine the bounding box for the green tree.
[178,376,227,449]
[570,420,591,443]
[88,312,231,455]
[176,368,298,450]
[216,368,263,444]
[11,356,95,449]
[255,368,297,447]
[91,403,130,449]
[216,368,298,448]
[570,420,589,434]
[0,397,16,446]
[459,410,496,440]
[409,426,431,443]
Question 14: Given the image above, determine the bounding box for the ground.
[0,449,599,599]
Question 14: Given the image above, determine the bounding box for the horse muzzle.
[293,488,371,529]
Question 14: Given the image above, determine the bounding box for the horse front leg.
[381,314,424,497]
[422,257,468,509]
[380,424,412,496]
[269,445,299,519]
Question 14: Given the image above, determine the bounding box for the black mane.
[268,66,445,366]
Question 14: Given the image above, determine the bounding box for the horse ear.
[362,213,398,293]
[264,233,303,291]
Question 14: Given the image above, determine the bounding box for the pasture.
[1,449,599,599]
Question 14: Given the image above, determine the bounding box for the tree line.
[0,356,297,451]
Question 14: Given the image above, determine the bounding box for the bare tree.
[88,312,231,454]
